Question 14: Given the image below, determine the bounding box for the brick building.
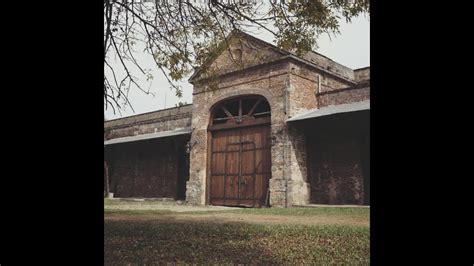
[104,31,370,207]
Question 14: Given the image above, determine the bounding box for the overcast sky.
[104,14,370,120]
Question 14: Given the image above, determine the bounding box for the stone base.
[269,179,310,207]
[287,180,310,206]
[185,177,309,208]
[269,179,287,207]
[185,180,205,206]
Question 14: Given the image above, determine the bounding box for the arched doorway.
[208,95,271,207]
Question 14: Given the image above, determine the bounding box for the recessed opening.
[211,96,270,126]
[232,48,242,62]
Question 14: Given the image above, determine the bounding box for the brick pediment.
[189,31,288,83]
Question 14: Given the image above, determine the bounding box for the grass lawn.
[104,200,370,265]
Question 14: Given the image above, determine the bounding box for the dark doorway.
[105,136,190,199]
[177,142,189,200]
[360,133,370,205]
[301,110,370,205]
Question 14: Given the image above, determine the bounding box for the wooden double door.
[209,125,271,207]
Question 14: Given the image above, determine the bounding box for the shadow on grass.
[105,220,281,265]
[104,218,369,265]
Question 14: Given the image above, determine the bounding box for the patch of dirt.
[105,200,239,212]
[105,200,369,226]
[105,212,368,227]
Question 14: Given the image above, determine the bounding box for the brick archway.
[208,95,272,207]
[185,88,280,206]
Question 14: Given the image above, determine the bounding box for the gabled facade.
[104,31,370,207]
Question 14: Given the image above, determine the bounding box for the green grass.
[104,198,369,217]
[186,206,369,216]
[104,209,174,215]
[105,220,369,265]
[104,198,176,205]
[105,201,370,264]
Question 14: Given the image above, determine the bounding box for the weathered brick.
[104,31,370,207]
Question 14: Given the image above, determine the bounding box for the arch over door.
[209,96,271,207]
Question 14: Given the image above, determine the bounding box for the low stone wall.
[354,67,370,82]
[317,86,370,108]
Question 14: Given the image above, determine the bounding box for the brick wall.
[103,32,370,207]
[104,106,192,199]
[302,51,355,80]
[354,67,370,82]
[186,34,370,207]
[104,105,192,140]
[307,135,365,205]
[193,33,286,82]
[105,136,189,198]
[187,58,290,206]
[317,86,370,107]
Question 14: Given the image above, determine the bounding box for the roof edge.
[354,66,370,71]
[287,99,370,122]
[105,103,193,124]
[189,30,360,83]
[104,127,192,146]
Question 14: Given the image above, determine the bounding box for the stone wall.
[317,86,370,108]
[287,62,354,115]
[302,51,355,80]
[354,67,370,82]
[280,62,356,206]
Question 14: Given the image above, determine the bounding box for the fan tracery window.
[210,96,270,129]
